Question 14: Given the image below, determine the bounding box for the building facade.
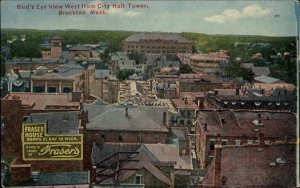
[123,33,193,55]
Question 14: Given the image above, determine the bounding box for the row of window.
[209,139,264,150]
[100,134,160,143]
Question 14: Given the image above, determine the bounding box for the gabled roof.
[118,150,171,186]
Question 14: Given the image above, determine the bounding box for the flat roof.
[3,92,80,111]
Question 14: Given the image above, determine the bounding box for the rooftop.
[69,45,91,51]
[254,75,280,84]
[189,52,230,62]
[198,110,296,138]
[32,61,94,79]
[202,144,296,187]
[84,104,169,132]
[252,66,270,76]
[124,33,193,43]
[172,99,198,109]
[3,92,80,111]
[25,111,80,134]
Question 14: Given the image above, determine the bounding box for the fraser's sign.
[22,123,83,160]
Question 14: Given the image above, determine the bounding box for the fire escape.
[94,151,140,185]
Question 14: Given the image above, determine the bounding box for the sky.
[1,0,299,36]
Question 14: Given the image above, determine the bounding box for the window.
[155,134,160,143]
[209,140,215,150]
[135,175,142,184]
[118,135,123,142]
[247,140,253,144]
[235,140,241,146]
[101,135,105,140]
[221,140,227,147]
[137,135,142,142]
[1,116,4,129]
[179,119,185,125]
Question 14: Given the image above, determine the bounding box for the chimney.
[258,133,265,146]
[213,143,222,187]
[185,97,188,104]
[163,112,167,126]
[78,110,88,129]
[92,166,97,183]
[125,107,129,118]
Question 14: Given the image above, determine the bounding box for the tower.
[50,35,62,59]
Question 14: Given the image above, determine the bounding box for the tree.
[179,64,193,74]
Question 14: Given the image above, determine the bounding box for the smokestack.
[213,143,222,187]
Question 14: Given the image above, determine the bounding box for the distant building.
[123,33,193,55]
[195,110,296,168]
[41,35,63,59]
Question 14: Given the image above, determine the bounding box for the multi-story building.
[195,110,296,168]
[123,33,193,55]
[41,35,63,59]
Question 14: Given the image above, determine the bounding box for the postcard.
[1,0,299,187]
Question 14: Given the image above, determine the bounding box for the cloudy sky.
[1,0,299,36]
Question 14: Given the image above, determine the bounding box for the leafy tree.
[116,70,134,81]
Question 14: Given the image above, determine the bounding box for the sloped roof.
[118,150,171,186]
[84,104,169,132]
[254,75,280,84]
[253,66,270,76]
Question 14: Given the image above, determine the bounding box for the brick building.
[7,111,85,184]
[200,144,296,187]
[195,110,296,168]
[30,61,95,99]
[123,33,193,55]
[175,78,239,98]
[205,93,296,112]
[1,93,81,158]
[41,35,63,59]
[80,104,170,170]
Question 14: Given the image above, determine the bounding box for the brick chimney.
[258,133,265,146]
[213,144,222,188]
[91,166,97,183]
[78,110,89,129]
